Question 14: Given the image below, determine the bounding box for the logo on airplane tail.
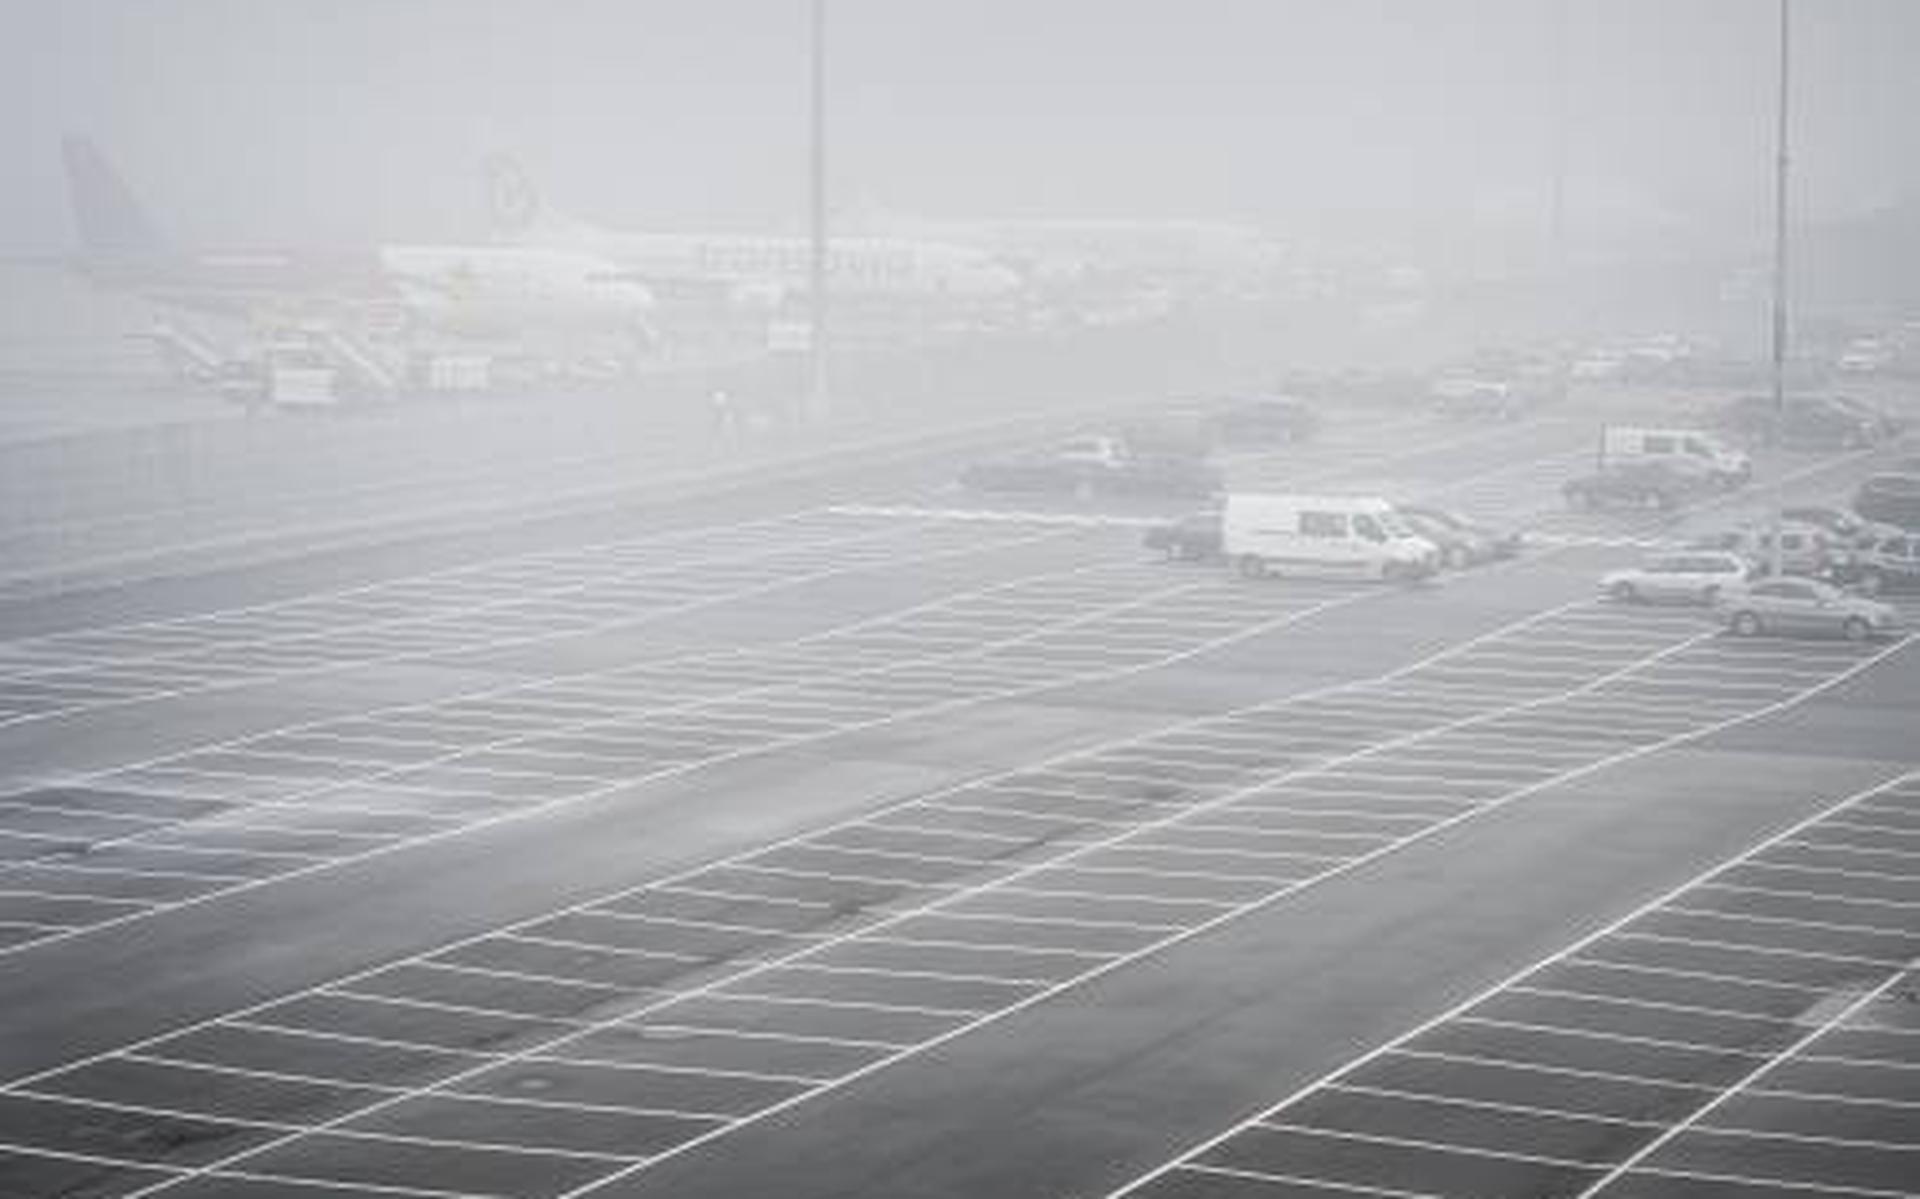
[481,153,541,236]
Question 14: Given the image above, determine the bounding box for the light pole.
[806,0,830,423]
[1548,0,1570,403]
[1767,0,1791,579]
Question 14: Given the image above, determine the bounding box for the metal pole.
[1548,0,1570,403]
[1767,0,1791,578]
[806,0,830,423]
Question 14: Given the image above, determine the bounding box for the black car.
[1563,462,1705,512]
[1853,472,1920,529]
[1712,394,1884,449]
[1827,394,1907,440]
[1101,454,1224,499]
[1205,396,1321,446]
[1836,531,1920,594]
[1396,505,1523,566]
[1143,511,1223,561]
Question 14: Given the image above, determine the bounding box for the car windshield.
[1375,511,1414,538]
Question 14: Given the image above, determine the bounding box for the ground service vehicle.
[1143,511,1223,561]
[1600,426,1751,487]
[1599,552,1751,605]
[1222,494,1438,581]
[1563,462,1706,512]
[1718,577,1902,641]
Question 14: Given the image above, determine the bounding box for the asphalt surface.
[0,385,1915,1199]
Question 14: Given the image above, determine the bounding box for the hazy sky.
[4,0,1916,254]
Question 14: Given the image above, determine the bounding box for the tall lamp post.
[1767,0,1792,579]
[806,0,830,423]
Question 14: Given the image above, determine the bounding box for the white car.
[1600,552,1752,605]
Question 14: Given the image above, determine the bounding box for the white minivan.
[1600,426,1751,488]
[1223,494,1439,582]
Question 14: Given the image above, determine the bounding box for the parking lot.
[1105,769,1920,1199]
[0,590,1906,1197]
[0,390,1913,1199]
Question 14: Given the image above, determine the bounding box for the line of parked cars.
[1711,393,1905,450]
[1598,499,1915,640]
[1143,496,1521,582]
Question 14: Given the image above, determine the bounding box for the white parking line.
[1098,768,1920,1199]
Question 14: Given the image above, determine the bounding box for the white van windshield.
[1374,511,1414,538]
[1352,514,1387,542]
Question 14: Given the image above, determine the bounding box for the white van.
[1600,426,1751,488]
[1222,494,1439,581]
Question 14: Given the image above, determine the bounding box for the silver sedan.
[1718,578,1904,641]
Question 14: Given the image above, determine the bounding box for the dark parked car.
[1563,462,1706,512]
[1835,531,1920,594]
[1431,376,1527,421]
[1205,395,1321,446]
[1143,510,1223,561]
[1396,505,1522,567]
[1827,394,1907,440]
[1712,394,1887,449]
[1853,472,1920,530]
[961,435,1221,500]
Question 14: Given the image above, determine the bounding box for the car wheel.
[1609,581,1638,603]
[1842,616,1870,642]
[1731,610,1763,637]
[1237,555,1269,580]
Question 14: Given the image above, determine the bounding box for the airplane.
[846,202,1288,296]
[481,154,1023,314]
[62,136,656,344]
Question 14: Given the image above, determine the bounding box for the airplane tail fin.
[62,134,165,255]
[481,152,546,239]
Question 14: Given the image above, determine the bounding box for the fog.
[6,0,1918,256]
[4,9,1920,1199]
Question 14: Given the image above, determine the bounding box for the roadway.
[0,385,1914,1199]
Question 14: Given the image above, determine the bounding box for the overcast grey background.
[3,0,1916,256]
